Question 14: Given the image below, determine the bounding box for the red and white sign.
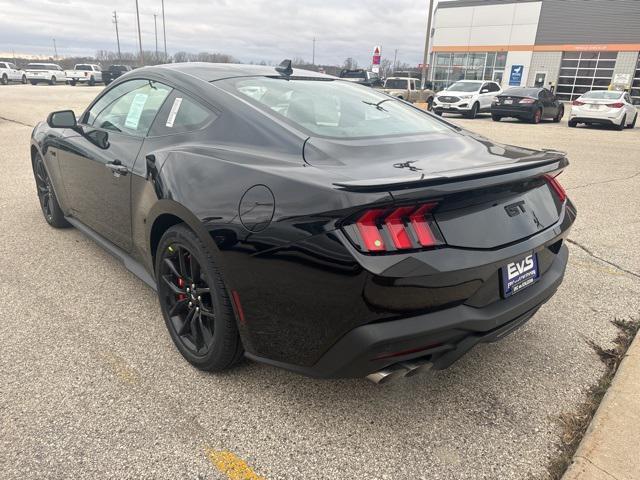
[372,46,381,66]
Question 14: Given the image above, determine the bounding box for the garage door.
[556,51,616,102]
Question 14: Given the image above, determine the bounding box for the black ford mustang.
[31,62,576,383]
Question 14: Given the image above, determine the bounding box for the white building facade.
[430,0,640,104]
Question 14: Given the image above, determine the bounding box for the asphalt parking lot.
[1,84,639,480]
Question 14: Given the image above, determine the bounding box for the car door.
[479,83,494,110]
[538,89,557,118]
[58,78,172,251]
[7,63,20,81]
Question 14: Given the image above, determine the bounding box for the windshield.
[27,64,55,70]
[384,79,408,89]
[447,81,482,92]
[76,65,92,71]
[222,77,449,139]
[581,90,622,100]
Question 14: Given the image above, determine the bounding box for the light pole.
[52,38,58,59]
[154,14,159,62]
[421,0,434,89]
[135,0,144,65]
[312,37,316,65]
[162,0,167,61]
[113,11,122,61]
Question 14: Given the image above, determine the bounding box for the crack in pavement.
[567,171,640,191]
[568,238,640,280]
[0,116,35,128]
[575,455,620,480]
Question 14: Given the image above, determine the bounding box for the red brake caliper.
[177,277,186,301]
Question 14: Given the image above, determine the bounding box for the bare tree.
[342,57,358,70]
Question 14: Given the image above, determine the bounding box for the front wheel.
[30,80,37,85]
[88,76,95,86]
[49,76,56,85]
[1,74,7,85]
[531,108,542,124]
[69,80,76,86]
[553,106,564,123]
[156,225,243,371]
[568,119,577,128]
[466,102,479,119]
[427,97,433,111]
[32,153,70,228]
[21,75,27,84]
[627,113,637,129]
[491,114,501,122]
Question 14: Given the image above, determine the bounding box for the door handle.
[106,161,129,176]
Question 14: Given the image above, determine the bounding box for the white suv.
[433,80,502,118]
[25,63,65,85]
[0,62,27,85]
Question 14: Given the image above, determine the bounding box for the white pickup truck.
[65,64,102,86]
[0,62,27,85]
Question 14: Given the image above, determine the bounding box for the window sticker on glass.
[166,97,183,127]
[124,93,149,130]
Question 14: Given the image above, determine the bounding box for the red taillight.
[572,100,585,106]
[519,98,535,104]
[544,174,567,202]
[355,209,387,252]
[350,203,443,253]
[606,102,624,108]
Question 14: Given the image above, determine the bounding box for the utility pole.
[161,0,167,61]
[154,14,158,62]
[52,38,58,59]
[113,11,122,61]
[312,37,316,65]
[421,0,434,89]
[135,0,144,65]
[393,48,398,73]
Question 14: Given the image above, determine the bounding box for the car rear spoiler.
[333,152,568,192]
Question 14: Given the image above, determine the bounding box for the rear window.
[503,88,540,97]
[222,77,449,139]
[340,71,366,79]
[76,65,92,71]
[581,91,622,100]
[384,79,408,89]
[27,64,50,70]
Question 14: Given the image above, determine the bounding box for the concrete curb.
[562,332,640,480]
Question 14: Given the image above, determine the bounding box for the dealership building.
[429,0,640,103]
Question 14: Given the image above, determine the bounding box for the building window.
[556,51,616,102]
[431,52,507,92]
[631,55,640,105]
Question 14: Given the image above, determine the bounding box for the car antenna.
[275,59,293,78]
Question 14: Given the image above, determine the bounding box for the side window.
[149,91,217,136]
[0,63,6,69]
[92,80,172,137]
[84,79,149,125]
[491,82,501,92]
[9,63,16,69]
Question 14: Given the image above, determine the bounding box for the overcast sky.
[0,0,432,66]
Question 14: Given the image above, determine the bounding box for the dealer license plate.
[501,253,539,298]
[504,99,513,104]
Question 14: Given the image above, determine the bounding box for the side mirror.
[480,88,489,94]
[47,110,76,129]
[86,129,110,149]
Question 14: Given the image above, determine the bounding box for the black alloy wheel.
[33,154,70,228]
[156,225,243,371]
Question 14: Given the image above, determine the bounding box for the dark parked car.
[31,62,576,383]
[339,69,383,87]
[101,64,133,85]
[491,87,564,123]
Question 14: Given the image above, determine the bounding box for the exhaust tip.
[401,360,433,377]
[366,366,409,384]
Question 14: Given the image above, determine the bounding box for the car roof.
[143,62,332,82]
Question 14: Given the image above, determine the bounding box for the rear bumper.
[491,105,536,118]
[247,242,569,378]
[569,108,624,124]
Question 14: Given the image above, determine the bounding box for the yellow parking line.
[206,449,265,480]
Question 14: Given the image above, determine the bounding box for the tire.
[156,224,243,371]
[434,110,443,116]
[69,80,76,86]
[617,115,626,131]
[89,76,95,86]
[32,153,70,228]
[568,119,577,128]
[531,108,542,124]
[491,114,501,122]
[1,74,7,85]
[30,81,37,85]
[49,76,56,85]
[104,80,111,86]
[553,106,564,123]
[626,113,637,129]
[427,97,433,111]
[466,102,479,119]
[21,75,27,84]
